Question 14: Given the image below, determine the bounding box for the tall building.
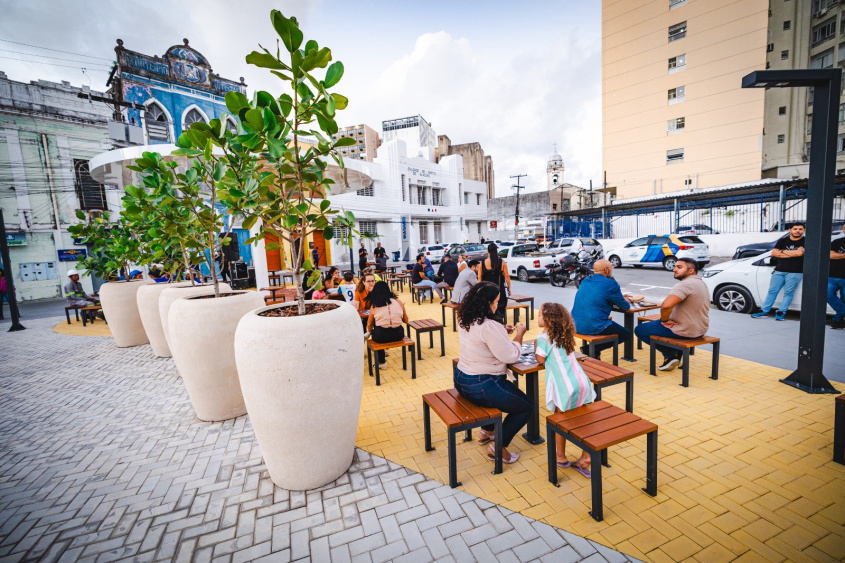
[602,0,769,199]
[436,135,495,200]
[333,124,380,162]
[382,115,437,160]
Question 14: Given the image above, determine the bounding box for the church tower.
[547,144,564,190]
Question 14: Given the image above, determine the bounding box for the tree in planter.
[68,211,145,281]
[217,9,371,315]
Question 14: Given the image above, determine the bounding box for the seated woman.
[354,272,376,312]
[323,267,341,294]
[366,281,408,367]
[534,303,596,478]
[455,282,531,464]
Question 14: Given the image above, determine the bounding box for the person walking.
[829,223,845,329]
[751,222,805,320]
[0,268,7,320]
[358,243,368,275]
[479,242,510,322]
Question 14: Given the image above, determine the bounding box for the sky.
[0,0,601,197]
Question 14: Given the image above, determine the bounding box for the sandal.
[572,463,591,478]
[556,460,572,468]
[487,451,520,464]
[477,431,494,445]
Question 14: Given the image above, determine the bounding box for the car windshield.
[678,236,704,244]
[465,245,485,252]
[427,245,444,250]
[580,238,599,245]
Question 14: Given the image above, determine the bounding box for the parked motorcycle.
[547,249,602,288]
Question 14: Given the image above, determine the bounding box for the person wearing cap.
[64,270,98,307]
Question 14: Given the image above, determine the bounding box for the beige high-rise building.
[333,124,381,162]
[603,0,770,199]
[436,135,496,200]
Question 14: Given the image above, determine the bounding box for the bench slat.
[367,337,415,351]
[570,412,641,441]
[446,389,500,421]
[423,393,465,427]
[837,394,845,405]
[552,405,628,433]
[575,333,616,343]
[652,335,720,347]
[547,401,615,425]
[584,419,658,451]
[429,390,481,426]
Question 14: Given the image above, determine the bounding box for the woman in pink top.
[455,282,531,464]
[367,281,408,367]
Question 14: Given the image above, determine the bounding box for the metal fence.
[553,181,845,239]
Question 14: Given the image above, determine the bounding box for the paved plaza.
[2,284,845,562]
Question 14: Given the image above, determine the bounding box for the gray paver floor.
[0,317,639,563]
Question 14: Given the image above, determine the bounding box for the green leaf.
[295,203,309,215]
[242,215,258,231]
[324,61,344,88]
[305,39,318,53]
[245,51,286,70]
[263,107,277,130]
[334,136,356,147]
[320,200,331,212]
[75,210,85,220]
[225,91,249,114]
[302,259,313,271]
[323,226,334,240]
[244,108,264,131]
[267,137,286,159]
[332,93,349,110]
[271,10,303,53]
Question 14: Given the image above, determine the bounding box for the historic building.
[109,38,246,145]
[436,135,495,200]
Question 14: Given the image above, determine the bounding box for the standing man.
[635,258,710,371]
[751,222,805,320]
[373,242,387,261]
[829,223,845,329]
[412,254,444,301]
[311,246,320,267]
[571,259,636,359]
[358,242,368,275]
[451,259,479,303]
[64,270,98,307]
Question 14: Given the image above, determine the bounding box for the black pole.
[0,209,26,331]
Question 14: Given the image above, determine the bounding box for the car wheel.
[662,256,676,271]
[517,268,529,283]
[609,255,622,268]
[714,284,754,314]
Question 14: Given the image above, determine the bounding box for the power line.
[0,48,114,66]
[0,55,112,71]
[0,38,113,61]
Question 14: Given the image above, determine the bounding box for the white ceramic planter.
[169,291,264,422]
[235,301,364,490]
[98,279,154,348]
[159,283,231,352]
[137,282,193,358]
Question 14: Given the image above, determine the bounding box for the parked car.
[498,241,515,248]
[418,244,446,263]
[605,234,710,271]
[676,224,719,235]
[732,236,783,260]
[445,243,488,262]
[543,237,603,258]
[833,220,845,235]
[702,251,836,314]
[496,242,571,282]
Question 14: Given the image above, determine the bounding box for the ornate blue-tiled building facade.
[110,38,246,145]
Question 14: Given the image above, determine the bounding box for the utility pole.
[510,174,527,238]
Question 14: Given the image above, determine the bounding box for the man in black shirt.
[828,224,845,329]
[358,243,368,274]
[373,243,387,260]
[752,222,805,321]
[412,254,443,301]
[435,254,459,302]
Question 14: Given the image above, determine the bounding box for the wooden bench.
[508,294,535,320]
[546,401,657,522]
[423,389,503,488]
[441,286,453,302]
[636,314,660,350]
[835,394,845,465]
[649,335,721,387]
[505,301,530,329]
[441,302,459,332]
[268,274,281,287]
[80,305,103,326]
[366,337,416,386]
[412,284,435,304]
[575,333,619,365]
[406,319,445,359]
[578,357,634,412]
[65,305,83,325]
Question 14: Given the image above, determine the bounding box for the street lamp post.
[742,69,839,394]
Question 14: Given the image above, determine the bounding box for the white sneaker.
[658,357,680,371]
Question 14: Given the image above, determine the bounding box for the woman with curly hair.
[455,281,532,464]
[534,302,596,478]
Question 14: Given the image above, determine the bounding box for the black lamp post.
[742,69,839,394]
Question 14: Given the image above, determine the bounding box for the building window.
[563,199,570,211]
[812,16,836,47]
[669,0,687,9]
[840,104,845,126]
[813,0,838,18]
[463,192,469,205]
[74,160,107,210]
[767,43,774,52]
[668,54,686,72]
[432,188,443,206]
[777,134,785,144]
[839,43,845,63]
[810,48,835,68]
[781,50,789,60]
[667,117,685,134]
[358,220,378,236]
[808,87,814,107]
[838,134,845,152]
[333,224,350,240]
[225,118,238,134]
[552,203,557,211]
[401,174,406,201]
[668,86,686,104]
[417,186,426,205]
[434,221,442,243]
[779,106,787,116]
[666,148,684,164]
[668,21,687,42]
[805,141,812,159]
[783,20,791,31]
[356,185,374,197]
[419,221,428,244]
[183,108,206,129]
[476,194,482,205]
[807,114,813,136]
[145,102,170,142]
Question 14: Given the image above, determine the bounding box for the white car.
[606,234,710,271]
[702,251,835,314]
[418,244,446,263]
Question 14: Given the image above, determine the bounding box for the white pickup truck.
[498,243,567,282]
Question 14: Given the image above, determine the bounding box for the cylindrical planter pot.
[235,301,364,490]
[159,283,231,352]
[98,279,154,348]
[169,291,264,422]
[137,282,194,358]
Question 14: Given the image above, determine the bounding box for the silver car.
[545,237,603,257]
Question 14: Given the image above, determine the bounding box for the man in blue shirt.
[571,259,635,359]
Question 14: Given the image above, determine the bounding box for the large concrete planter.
[169,291,264,422]
[159,283,231,352]
[235,301,364,490]
[137,282,193,358]
[98,279,154,348]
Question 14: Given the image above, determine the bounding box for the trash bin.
[392,251,400,262]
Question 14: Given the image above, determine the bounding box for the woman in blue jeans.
[454,282,532,464]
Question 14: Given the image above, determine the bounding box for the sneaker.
[750,311,770,319]
[658,357,680,371]
[774,310,786,321]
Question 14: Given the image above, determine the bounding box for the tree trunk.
[181,244,195,286]
[209,231,220,298]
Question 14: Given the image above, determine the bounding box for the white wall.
[598,232,784,257]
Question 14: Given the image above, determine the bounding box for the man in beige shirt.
[634,258,710,371]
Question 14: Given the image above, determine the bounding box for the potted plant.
[231,10,371,490]
[68,211,152,347]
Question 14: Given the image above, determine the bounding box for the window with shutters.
[419,221,429,244]
[401,174,406,201]
[183,108,206,129]
[434,222,442,242]
[356,185,374,197]
[668,54,686,73]
[145,102,170,142]
[358,220,378,236]
[666,148,684,164]
[668,86,686,104]
[667,117,685,134]
[668,21,686,42]
[669,0,686,9]
[74,160,108,210]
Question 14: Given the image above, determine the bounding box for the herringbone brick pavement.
[1,316,634,563]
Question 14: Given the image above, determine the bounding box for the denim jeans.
[760,271,803,313]
[414,279,443,299]
[454,368,532,447]
[634,320,695,361]
[589,321,630,354]
[828,277,845,320]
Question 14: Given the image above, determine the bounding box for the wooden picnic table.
[508,293,535,320]
[613,302,661,362]
[261,286,287,300]
[577,356,635,412]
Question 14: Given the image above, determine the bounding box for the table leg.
[621,312,637,362]
[521,371,545,445]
